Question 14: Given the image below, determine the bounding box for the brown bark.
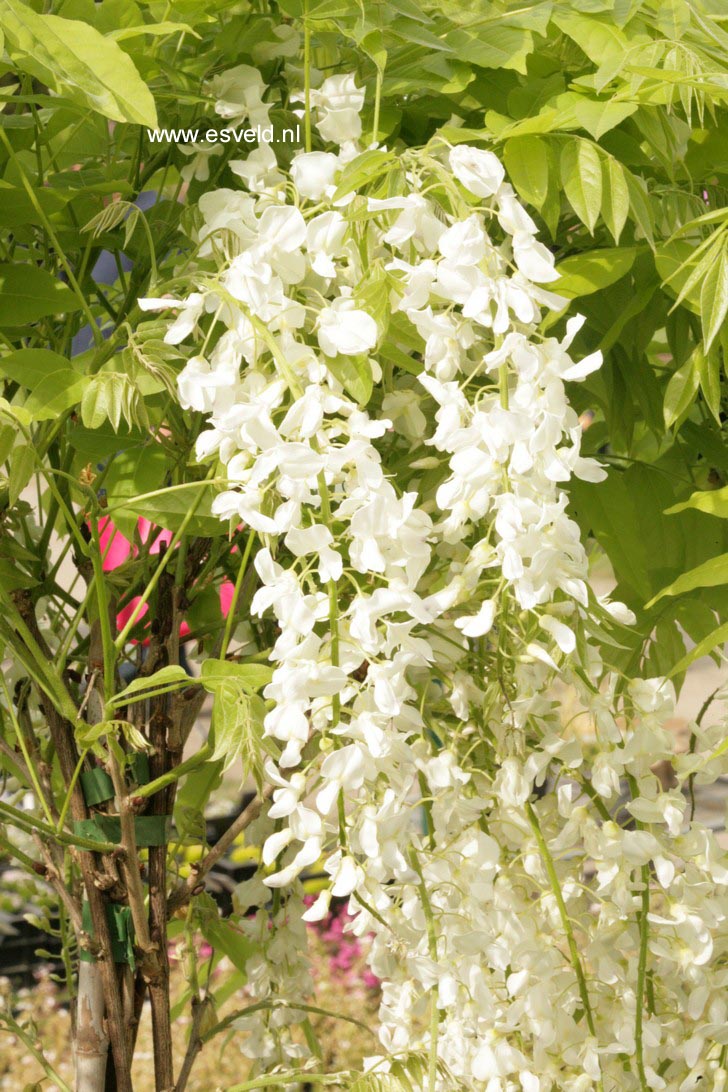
[10,593,133,1091]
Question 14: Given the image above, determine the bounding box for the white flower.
[306,211,347,278]
[138,292,206,344]
[512,231,559,283]
[496,758,530,807]
[177,355,237,412]
[291,151,340,199]
[449,144,505,197]
[317,297,378,356]
[310,74,365,144]
[230,142,283,192]
[210,64,270,128]
[438,215,487,265]
[179,142,223,182]
[455,600,495,638]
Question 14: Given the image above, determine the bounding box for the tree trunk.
[75,959,109,1092]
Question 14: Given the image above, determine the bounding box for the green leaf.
[656,0,691,38]
[601,158,630,244]
[2,0,158,127]
[332,149,395,201]
[174,758,224,841]
[23,371,87,421]
[0,557,36,592]
[0,180,67,228]
[694,341,722,422]
[113,665,191,707]
[646,552,728,607]
[8,443,35,506]
[700,240,728,350]
[503,136,550,211]
[663,351,700,429]
[209,685,266,778]
[0,265,81,326]
[446,26,534,74]
[667,485,728,519]
[553,10,629,70]
[668,621,728,677]
[573,98,637,140]
[108,22,199,42]
[624,171,654,246]
[553,247,637,298]
[199,909,255,977]
[200,659,273,694]
[560,139,602,233]
[325,354,374,406]
[0,349,77,388]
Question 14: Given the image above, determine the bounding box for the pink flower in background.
[302,897,379,992]
[96,515,235,642]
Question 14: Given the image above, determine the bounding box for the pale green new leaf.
[503,136,550,210]
[601,157,630,244]
[647,552,728,607]
[200,658,273,693]
[209,683,266,778]
[553,246,637,298]
[8,443,34,506]
[332,149,395,201]
[699,240,728,350]
[2,0,157,127]
[667,485,728,519]
[325,354,374,406]
[663,352,700,429]
[112,665,192,707]
[668,622,728,677]
[694,341,722,421]
[560,139,603,233]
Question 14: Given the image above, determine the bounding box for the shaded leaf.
[0,265,81,326]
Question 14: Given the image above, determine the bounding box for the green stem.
[0,1011,72,1092]
[202,999,374,1045]
[372,66,383,144]
[499,362,509,410]
[303,2,312,153]
[0,679,54,825]
[408,847,439,1092]
[134,744,211,800]
[114,467,215,650]
[0,605,79,724]
[220,530,257,660]
[0,799,115,852]
[525,802,599,1044]
[101,477,224,518]
[90,518,117,704]
[626,773,651,1091]
[56,746,89,836]
[634,864,650,1092]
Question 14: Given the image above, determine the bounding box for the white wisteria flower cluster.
[142,67,728,1091]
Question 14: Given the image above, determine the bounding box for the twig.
[168,786,273,913]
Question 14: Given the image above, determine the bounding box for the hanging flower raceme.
[144,62,728,1091]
